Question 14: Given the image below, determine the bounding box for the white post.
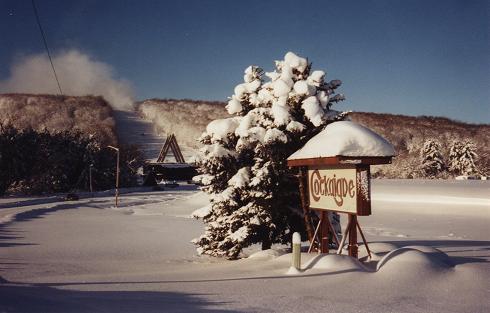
[292,232,301,270]
[107,145,120,207]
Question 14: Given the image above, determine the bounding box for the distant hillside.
[0,94,117,146]
[138,99,490,177]
[5,94,486,178]
[349,112,490,177]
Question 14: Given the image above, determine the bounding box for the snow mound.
[248,249,286,260]
[286,266,302,275]
[288,121,395,159]
[376,246,453,273]
[304,254,370,272]
[276,253,369,274]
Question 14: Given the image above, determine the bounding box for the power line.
[31,0,63,95]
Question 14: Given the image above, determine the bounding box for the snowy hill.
[0,93,117,146]
[138,99,490,177]
[2,94,487,176]
[137,98,227,150]
[349,112,490,177]
[111,109,197,162]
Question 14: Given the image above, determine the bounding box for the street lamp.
[107,145,120,207]
[89,164,94,193]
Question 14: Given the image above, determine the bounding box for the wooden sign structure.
[288,156,391,258]
[287,121,395,258]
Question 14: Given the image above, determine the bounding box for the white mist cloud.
[0,50,135,111]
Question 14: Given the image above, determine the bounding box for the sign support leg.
[298,167,315,243]
[325,213,340,248]
[308,215,322,253]
[356,220,372,259]
[337,216,352,255]
[320,211,329,253]
[348,214,358,258]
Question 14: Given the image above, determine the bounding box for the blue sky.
[1,0,489,123]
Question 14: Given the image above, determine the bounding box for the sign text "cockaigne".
[310,169,355,207]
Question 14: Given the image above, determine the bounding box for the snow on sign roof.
[288,121,395,161]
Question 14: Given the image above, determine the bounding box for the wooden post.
[337,216,352,255]
[348,214,358,258]
[325,213,340,247]
[298,167,314,243]
[356,220,372,259]
[308,217,323,253]
[320,211,329,253]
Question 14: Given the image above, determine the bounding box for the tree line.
[0,124,142,195]
[421,139,479,178]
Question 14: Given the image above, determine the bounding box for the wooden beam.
[325,213,340,247]
[336,216,351,255]
[320,211,329,253]
[308,217,323,253]
[156,134,186,164]
[298,167,315,243]
[348,214,358,258]
[356,220,372,259]
[287,156,392,167]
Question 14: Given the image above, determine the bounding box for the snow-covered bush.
[192,52,346,259]
[420,139,445,178]
[448,140,478,176]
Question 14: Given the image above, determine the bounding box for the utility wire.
[31,0,63,95]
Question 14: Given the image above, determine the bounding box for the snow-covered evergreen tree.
[420,139,445,178]
[192,52,346,259]
[448,140,478,176]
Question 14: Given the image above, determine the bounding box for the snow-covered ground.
[0,180,489,312]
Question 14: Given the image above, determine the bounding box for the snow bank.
[376,246,453,273]
[303,254,369,272]
[288,121,395,159]
[275,244,453,277]
[247,249,286,259]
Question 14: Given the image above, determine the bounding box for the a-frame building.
[156,134,185,163]
[144,134,197,182]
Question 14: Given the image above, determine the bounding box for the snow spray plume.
[0,50,135,111]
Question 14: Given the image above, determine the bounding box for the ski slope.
[112,109,196,163]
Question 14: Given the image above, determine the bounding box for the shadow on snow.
[0,200,106,248]
[0,283,240,313]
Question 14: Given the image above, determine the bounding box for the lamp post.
[107,145,120,207]
[89,164,93,193]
